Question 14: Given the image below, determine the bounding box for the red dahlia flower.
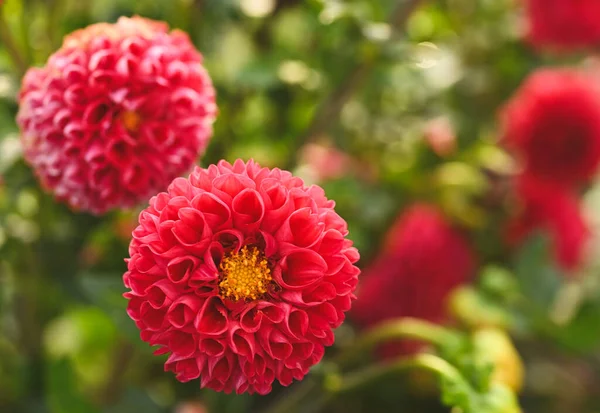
[124,159,360,394]
[525,0,600,51]
[501,69,600,187]
[506,175,590,272]
[351,204,474,358]
[17,16,216,214]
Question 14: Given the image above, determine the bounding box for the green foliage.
[47,359,101,413]
[1,0,600,412]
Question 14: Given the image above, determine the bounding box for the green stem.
[100,340,134,406]
[18,0,33,66]
[262,319,462,413]
[0,9,27,77]
[330,353,466,395]
[45,0,64,52]
[336,317,464,367]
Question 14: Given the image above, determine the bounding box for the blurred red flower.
[124,159,360,394]
[501,69,600,187]
[298,143,352,182]
[525,0,600,51]
[17,16,216,214]
[506,175,590,272]
[351,204,474,358]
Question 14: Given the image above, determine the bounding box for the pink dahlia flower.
[17,16,216,214]
[352,204,474,358]
[124,159,360,394]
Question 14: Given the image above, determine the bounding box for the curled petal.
[191,192,232,230]
[166,256,200,284]
[172,207,212,252]
[283,308,309,340]
[195,296,228,336]
[275,249,327,290]
[229,324,257,360]
[212,173,255,203]
[200,338,226,357]
[140,302,167,331]
[146,279,180,309]
[167,331,198,360]
[260,328,293,361]
[239,306,262,333]
[232,189,265,232]
[256,302,285,324]
[167,295,202,329]
[172,357,202,382]
[276,208,324,249]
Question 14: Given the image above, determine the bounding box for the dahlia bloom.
[124,159,360,394]
[17,16,216,214]
[525,0,600,51]
[506,175,589,272]
[351,204,474,358]
[501,69,600,187]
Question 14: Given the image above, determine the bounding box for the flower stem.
[100,339,135,406]
[0,8,28,77]
[336,317,464,367]
[329,353,466,395]
[262,319,462,413]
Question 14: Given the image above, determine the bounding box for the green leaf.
[78,274,141,345]
[513,234,562,308]
[552,300,600,353]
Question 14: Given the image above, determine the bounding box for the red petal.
[276,249,327,290]
[232,189,265,232]
[166,256,200,284]
[195,297,228,336]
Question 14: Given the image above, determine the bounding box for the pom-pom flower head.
[351,204,474,358]
[17,16,216,214]
[124,159,360,394]
[525,0,600,52]
[501,69,600,187]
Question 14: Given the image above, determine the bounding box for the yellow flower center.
[121,110,141,132]
[219,246,272,301]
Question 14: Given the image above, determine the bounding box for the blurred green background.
[3,0,600,412]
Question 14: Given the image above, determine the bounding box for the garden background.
[1,0,600,412]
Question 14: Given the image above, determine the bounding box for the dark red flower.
[525,0,600,51]
[351,204,474,358]
[17,16,216,214]
[123,159,360,394]
[501,69,600,187]
[506,175,590,272]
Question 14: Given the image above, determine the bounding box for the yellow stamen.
[219,246,272,301]
[121,110,141,132]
